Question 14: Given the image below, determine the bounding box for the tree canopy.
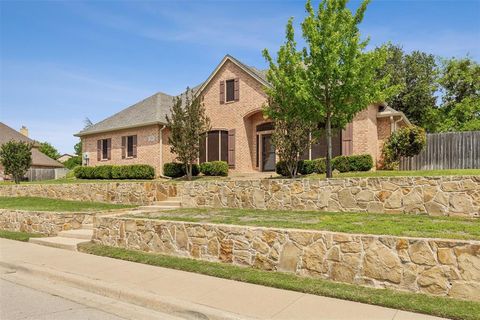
[38,141,60,160]
[0,141,32,184]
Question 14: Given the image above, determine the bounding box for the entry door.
[261,134,276,171]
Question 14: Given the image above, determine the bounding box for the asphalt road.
[0,279,126,320]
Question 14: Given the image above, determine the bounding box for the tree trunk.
[186,163,192,181]
[325,115,333,178]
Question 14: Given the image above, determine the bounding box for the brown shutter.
[342,122,353,156]
[132,135,137,158]
[121,136,126,159]
[220,81,225,104]
[97,140,101,161]
[107,138,112,160]
[234,78,239,101]
[228,129,235,168]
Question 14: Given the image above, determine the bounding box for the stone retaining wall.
[0,182,179,205]
[93,216,480,301]
[0,209,92,236]
[181,176,480,217]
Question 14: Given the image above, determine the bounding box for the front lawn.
[0,230,44,242]
[79,243,480,320]
[0,178,168,185]
[0,196,136,212]
[128,208,480,240]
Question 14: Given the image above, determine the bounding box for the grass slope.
[0,196,136,212]
[128,208,480,241]
[0,230,44,242]
[79,243,480,320]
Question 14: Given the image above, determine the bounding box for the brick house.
[75,55,409,176]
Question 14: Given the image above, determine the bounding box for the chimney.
[19,126,29,137]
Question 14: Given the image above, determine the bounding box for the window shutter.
[342,122,353,156]
[228,129,235,168]
[234,78,239,101]
[132,135,137,158]
[121,136,126,159]
[97,140,101,161]
[220,81,225,104]
[107,138,112,160]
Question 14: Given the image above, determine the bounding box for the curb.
[0,261,253,320]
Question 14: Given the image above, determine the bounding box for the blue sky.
[1,0,479,154]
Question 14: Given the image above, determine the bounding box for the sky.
[1,0,479,154]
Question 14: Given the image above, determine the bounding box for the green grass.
[0,229,44,242]
[0,196,136,212]
[0,178,168,185]
[127,208,480,240]
[304,168,480,179]
[79,243,480,320]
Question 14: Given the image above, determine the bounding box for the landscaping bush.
[312,158,326,174]
[383,126,426,170]
[332,156,350,172]
[299,160,315,175]
[63,156,82,169]
[75,165,155,180]
[163,162,199,178]
[200,161,229,176]
[348,154,373,172]
[276,160,304,177]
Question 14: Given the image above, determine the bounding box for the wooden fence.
[26,168,69,181]
[399,131,480,170]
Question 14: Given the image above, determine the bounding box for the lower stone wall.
[0,209,92,236]
[181,176,480,217]
[93,216,480,301]
[0,181,179,205]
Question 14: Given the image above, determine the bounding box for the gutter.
[74,121,167,137]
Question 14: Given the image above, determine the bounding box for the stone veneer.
[0,182,179,205]
[93,216,480,301]
[180,176,480,217]
[0,209,93,236]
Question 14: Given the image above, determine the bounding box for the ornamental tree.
[382,126,426,170]
[301,0,393,177]
[166,88,210,180]
[0,140,33,184]
[39,141,60,160]
[263,19,314,177]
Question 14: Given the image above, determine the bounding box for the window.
[226,79,235,102]
[97,138,111,161]
[122,135,137,159]
[200,130,229,163]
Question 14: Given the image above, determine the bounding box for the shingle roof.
[0,122,64,168]
[75,55,267,137]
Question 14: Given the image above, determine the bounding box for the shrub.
[163,162,185,178]
[332,156,350,172]
[75,165,154,180]
[383,126,426,170]
[200,161,228,176]
[312,158,326,174]
[63,156,82,169]
[348,154,373,172]
[276,160,304,177]
[299,160,315,175]
[163,163,200,178]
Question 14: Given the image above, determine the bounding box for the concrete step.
[29,237,89,251]
[58,229,93,240]
[82,224,93,230]
[151,201,181,206]
[138,205,181,210]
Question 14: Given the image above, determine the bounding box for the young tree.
[0,141,33,184]
[301,0,392,177]
[166,88,210,180]
[263,19,314,177]
[39,141,60,160]
[436,57,480,132]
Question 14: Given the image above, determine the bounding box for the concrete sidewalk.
[0,239,446,320]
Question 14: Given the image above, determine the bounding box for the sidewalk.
[0,239,446,320]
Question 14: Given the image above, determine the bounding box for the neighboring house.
[75,55,410,176]
[58,153,74,163]
[0,123,64,180]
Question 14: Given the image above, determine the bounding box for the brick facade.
[81,56,408,176]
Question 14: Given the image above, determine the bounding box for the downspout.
[159,125,170,179]
[390,116,395,133]
[394,116,403,131]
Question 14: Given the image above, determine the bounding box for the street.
[0,279,125,320]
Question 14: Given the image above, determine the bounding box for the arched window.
[199,130,228,163]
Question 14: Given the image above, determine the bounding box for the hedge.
[332,154,373,172]
[199,161,228,176]
[300,158,326,175]
[163,162,199,178]
[74,165,155,180]
[276,160,306,177]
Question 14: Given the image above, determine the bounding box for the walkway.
[0,239,446,320]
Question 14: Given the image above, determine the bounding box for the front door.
[261,134,275,171]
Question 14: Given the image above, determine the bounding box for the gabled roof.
[377,104,411,125]
[75,55,269,137]
[0,122,64,168]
